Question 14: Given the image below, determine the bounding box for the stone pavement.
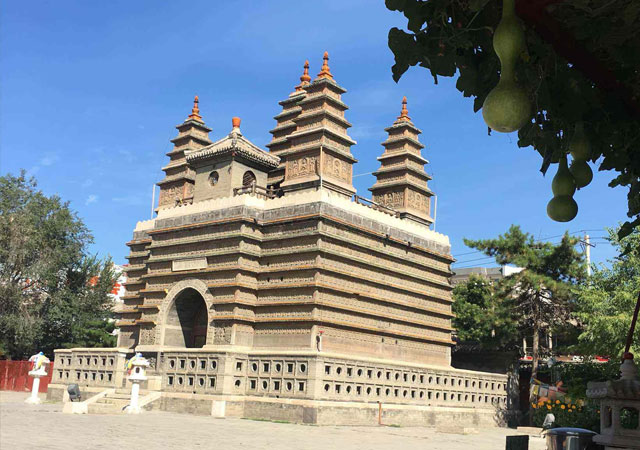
[0,391,545,450]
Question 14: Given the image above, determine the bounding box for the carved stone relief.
[286,155,318,180]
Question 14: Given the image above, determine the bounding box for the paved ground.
[1,391,545,450]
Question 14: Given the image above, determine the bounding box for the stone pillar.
[124,354,150,414]
[25,352,50,405]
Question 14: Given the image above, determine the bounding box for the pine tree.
[464,225,585,384]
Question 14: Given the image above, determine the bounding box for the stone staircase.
[88,388,148,414]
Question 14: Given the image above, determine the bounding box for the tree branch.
[515,0,640,117]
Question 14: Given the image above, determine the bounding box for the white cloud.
[85,194,98,206]
[112,195,145,206]
[26,165,40,177]
[349,125,380,140]
[39,155,59,166]
[118,149,136,163]
[82,179,94,188]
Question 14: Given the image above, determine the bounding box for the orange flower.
[547,405,552,410]
[560,405,565,409]
[556,400,561,404]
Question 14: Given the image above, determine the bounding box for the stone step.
[114,389,149,396]
[95,398,130,406]
[106,393,134,400]
[88,402,125,415]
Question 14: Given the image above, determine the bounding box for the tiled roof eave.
[298,93,349,110]
[175,119,212,133]
[373,166,433,180]
[273,106,303,120]
[287,126,357,147]
[170,134,212,146]
[307,77,347,94]
[295,109,353,128]
[382,136,425,150]
[269,122,297,135]
[377,151,429,165]
[370,179,435,196]
[384,121,423,134]
[157,174,195,186]
[187,142,280,168]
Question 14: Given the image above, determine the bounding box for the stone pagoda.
[370,97,434,226]
[157,96,213,210]
[48,53,508,426]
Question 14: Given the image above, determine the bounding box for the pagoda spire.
[187,95,203,122]
[156,95,212,210]
[276,51,356,197]
[316,51,333,80]
[293,60,311,93]
[266,60,312,188]
[369,96,434,226]
[397,96,410,122]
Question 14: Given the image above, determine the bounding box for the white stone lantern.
[124,353,150,414]
[587,352,640,450]
[25,352,50,405]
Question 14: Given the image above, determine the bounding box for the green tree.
[0,171,117,359]
[385,0,640,238]
[452,273,517,349]
[573,227,640,356]
[464,225,585,383]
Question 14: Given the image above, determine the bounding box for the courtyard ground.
[0,391,545,450]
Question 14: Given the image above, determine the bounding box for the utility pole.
[432,195,438,232]
[585,234,591,276]
[150,184,156,219]
[579,233,594,276]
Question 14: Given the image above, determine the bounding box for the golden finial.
[397,96,411,122]
[188,95,202,121]
[294,60,311,92]
[316,51,333,79]
[300,60,311,85]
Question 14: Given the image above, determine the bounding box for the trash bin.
[545,427,601,450]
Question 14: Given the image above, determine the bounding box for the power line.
[451,229,605,258]
[451,256,495,265]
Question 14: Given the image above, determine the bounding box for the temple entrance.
[163,288,208,348]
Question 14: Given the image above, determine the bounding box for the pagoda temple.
[48,53,508,426]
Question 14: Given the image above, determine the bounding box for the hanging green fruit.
[482,0,531,133]
[551,154,576,197]
[570,160,593,189]
[547,195,578,222]
[569,122,591,161]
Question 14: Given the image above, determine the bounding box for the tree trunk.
[528,321,540,425]
[531,323,539,383]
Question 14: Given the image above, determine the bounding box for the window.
[209,171,219,186]
[242,171,256,187]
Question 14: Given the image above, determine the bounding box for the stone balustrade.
[51,348,130,388]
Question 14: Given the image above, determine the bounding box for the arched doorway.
[163,288,208,348]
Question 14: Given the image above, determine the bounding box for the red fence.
[0,360,54,393]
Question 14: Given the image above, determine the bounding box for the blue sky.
[0,0,628,268]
